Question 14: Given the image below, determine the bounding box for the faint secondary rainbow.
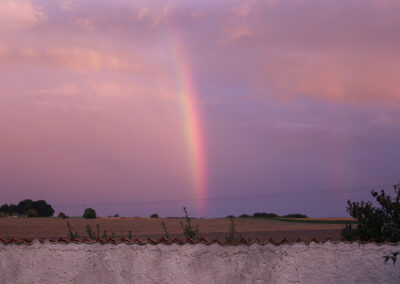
[169,37,208,212]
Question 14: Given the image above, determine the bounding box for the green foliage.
[226,215,235,218]
[342,182,400,243]
[282,214,308,218]
[150,213,159,218]
[83,208,97,219]
[66,222,133,240]
[161,221,170,240]
[26,208,38,218]
[226,216,239,242]
[0,212,6,218]
[341,223,356,240]
[180,207,199,240]
[66,222,79,239]
[86,224,96,240]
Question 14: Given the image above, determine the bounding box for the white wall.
[0,242,399,283]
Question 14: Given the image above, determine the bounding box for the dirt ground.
[0,217,351,242]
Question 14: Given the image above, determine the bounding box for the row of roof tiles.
[0,237,399,246]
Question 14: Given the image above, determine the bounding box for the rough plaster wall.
[0,242,399,284]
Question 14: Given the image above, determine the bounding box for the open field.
[0,217,354,241]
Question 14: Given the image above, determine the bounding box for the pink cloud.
[0,0,46,30]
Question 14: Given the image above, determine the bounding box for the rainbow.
[170,37,208,212]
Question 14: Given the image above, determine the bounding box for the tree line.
[0,199,54,217]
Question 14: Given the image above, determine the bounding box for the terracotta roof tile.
[0,237,399,245]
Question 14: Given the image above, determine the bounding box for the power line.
[53,184,393,207]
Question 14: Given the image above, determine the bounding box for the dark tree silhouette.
[342,182,400,243]
[83,208,97,219]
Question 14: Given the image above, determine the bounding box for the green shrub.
[226,216,240,242]
[83,208,97,219]
[180,207,199,240]
[342,182,400,243]
[150,213,159,218]
[66,222,79,239]
[86,224,96,240]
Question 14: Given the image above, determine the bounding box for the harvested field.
[0,217,353,242]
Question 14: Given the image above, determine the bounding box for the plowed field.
[0,217,353,241]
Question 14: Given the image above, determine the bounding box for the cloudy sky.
[1,0,399,217]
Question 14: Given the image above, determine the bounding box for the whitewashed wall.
[0,242,399,283]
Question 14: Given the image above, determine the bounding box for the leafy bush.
[341,182,400,242]
[26,208,38,217]
[282,214,308,218]
[180,207,199,240]
[58,212,68,219]
[83,208,97,219]
[150,213,159,218]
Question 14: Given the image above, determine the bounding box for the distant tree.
[32,200,54,217]
[226,215,235,218]
[26,208,38,218]
[253,212,278,218]
[0,204,9,214]
[150,213,159,218]
[17,199,33,215]
[83,208,97,219]
[239,214,250,218]
[8,204,18,216]
[58,212,68,219]
[282,214,308,218]
[114,214,119,217]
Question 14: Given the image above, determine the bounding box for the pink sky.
[1,0,399,217]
